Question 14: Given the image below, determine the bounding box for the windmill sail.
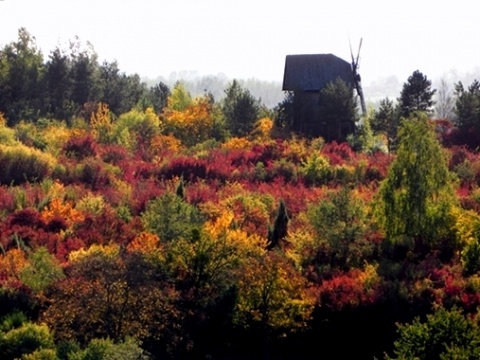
[350,38,367,117]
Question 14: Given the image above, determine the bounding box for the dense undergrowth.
[2,107,480,359]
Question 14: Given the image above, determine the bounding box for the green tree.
[376,112,457,258]
[317,78,358,142]
[141,192,204,242]
[19,247,65,294]
[0,312,56,360]
[371,97,400,153]
[43,47,73,121]
[398,70,436,117]
[69,38,100,109]
[147,81,170,114]
[0,28,44,125]
[234,252,314,360]
[307,186,373,271]
[221,79,261,137]
[113,107,161,150]
[386,307,480,360]
[68,337,150,360]
[167,81,192,111]
[453,79,480,147]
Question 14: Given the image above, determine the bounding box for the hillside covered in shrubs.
[3,28,480,360]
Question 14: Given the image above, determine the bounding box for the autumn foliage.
[2,38,480,358]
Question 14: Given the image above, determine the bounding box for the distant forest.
[2,27,480,125]
[0,27,283,126]
[144,73,284,110]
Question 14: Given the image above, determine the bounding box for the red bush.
[321,142,355,165]
[63,134,98,160]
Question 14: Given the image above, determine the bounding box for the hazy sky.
[1,0,479,85]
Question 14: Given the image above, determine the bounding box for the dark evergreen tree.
[450,80,480,148]
[274,91,295,130]
[98,60,123,113]
[221,79,260,137]
[97,61,146,115]
[398,70,436,117]
[267,199,289,250]
[317,78,358,142]
[175,175,185,200]
[118,73,146,114]
[43,47,72,120]
[147,81,171,114]
[69,43,100,109]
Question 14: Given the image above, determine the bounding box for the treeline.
[147,73,284,110]
[0,28,278,129]
[3,108,480,359]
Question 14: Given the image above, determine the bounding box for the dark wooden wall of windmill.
[292,90,324,138]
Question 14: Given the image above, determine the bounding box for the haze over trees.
[3,28,480,360]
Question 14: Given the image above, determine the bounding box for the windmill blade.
[349,37,355,65]
[355,38,363,68]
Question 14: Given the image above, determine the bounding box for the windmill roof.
[282,54,353,91]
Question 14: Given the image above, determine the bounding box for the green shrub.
[142,192,204,242]
[0,317,56,360]
[0,126,16,145]
[0,144,56,185]
[386,307,480,359]
[68,337,150,360]
[298,153,332,185]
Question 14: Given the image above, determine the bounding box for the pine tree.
[398,70,436,117]
[267,199,289,250]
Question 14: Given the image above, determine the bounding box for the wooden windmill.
[350,38,367,117]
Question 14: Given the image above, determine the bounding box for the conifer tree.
[267,199,289,250]
[398,70,436,117]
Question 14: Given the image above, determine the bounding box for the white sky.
[1,0,479,85]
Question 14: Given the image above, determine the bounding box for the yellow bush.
[90,102,113,143]
[127,232,160,253]
[250,117,273,141]
[221,137,252,151]
[40,198,85,226]
[452,206,480,246]
[0,112,7,126]
[76,193,106,216]
[0,143,57,185]
[162,97,214,146]
[68,243,120,263]
[41,123,72,156]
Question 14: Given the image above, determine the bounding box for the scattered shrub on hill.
[299,153,332,186]
[0,144,56,185]
[142,192,204,243]
[63,133,98,160]
[113,107,161,151]
[0,119,16,146]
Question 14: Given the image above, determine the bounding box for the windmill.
[350,38,367,117]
